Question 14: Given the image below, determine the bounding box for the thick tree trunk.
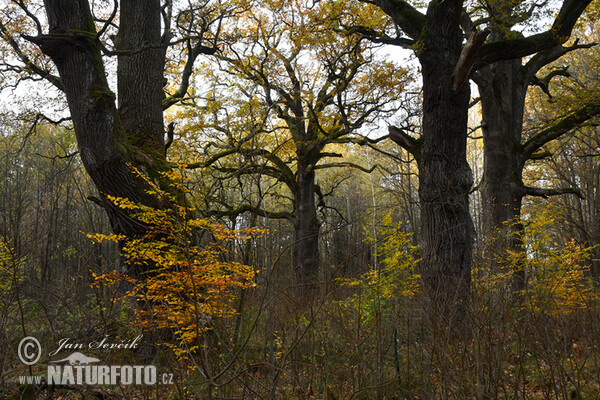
[293,158,320,291]
[368,0,591,329]
[418,0,473,325]
[477,58,527,287]
[39,1,142,232]
[35,0,170,276]
[35,1,179,358]
[116,0,165,152]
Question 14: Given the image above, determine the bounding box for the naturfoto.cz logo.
[17,335,174,386]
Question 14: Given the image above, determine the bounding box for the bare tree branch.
[163,37,219,109]
[524,40,596,83]
[368,0,425,41]
[11,0,42,35]
[474,0,592,69]
[342,25,415,48]
[208,204,293,221]
[0,21,63,91]
[522,100,600,160]
[388,125,421,159]
[528,150,552,160]
[530,66,570,98]
[96,0,119,39]
[524,185,583,199]
[313,162,377,173]
[452,29,490,91]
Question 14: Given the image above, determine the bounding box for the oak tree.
[0,0,228,276]
[471,0,598,286]
[188,0,410,290]
[352,0,592,324]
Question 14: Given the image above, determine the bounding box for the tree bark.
[418,0,473,324]
[291,117,322,292]
[116,0,165,152]
[293,158,321,291]
[366,0,591,327]
[33,0,171,276]
[477,57,527,287]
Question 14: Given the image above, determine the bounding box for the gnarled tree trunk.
[417,0,473,325]
[368,0,592,327]
[32,0,171,277]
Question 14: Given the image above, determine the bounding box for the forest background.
[1,0,600,398]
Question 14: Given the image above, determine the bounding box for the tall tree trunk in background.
[417,0,473,324]
[291,118,323,292]
[477,56,528,288]
[30,0,171,277]
[476,21,598,289]
[293,157,320,290]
